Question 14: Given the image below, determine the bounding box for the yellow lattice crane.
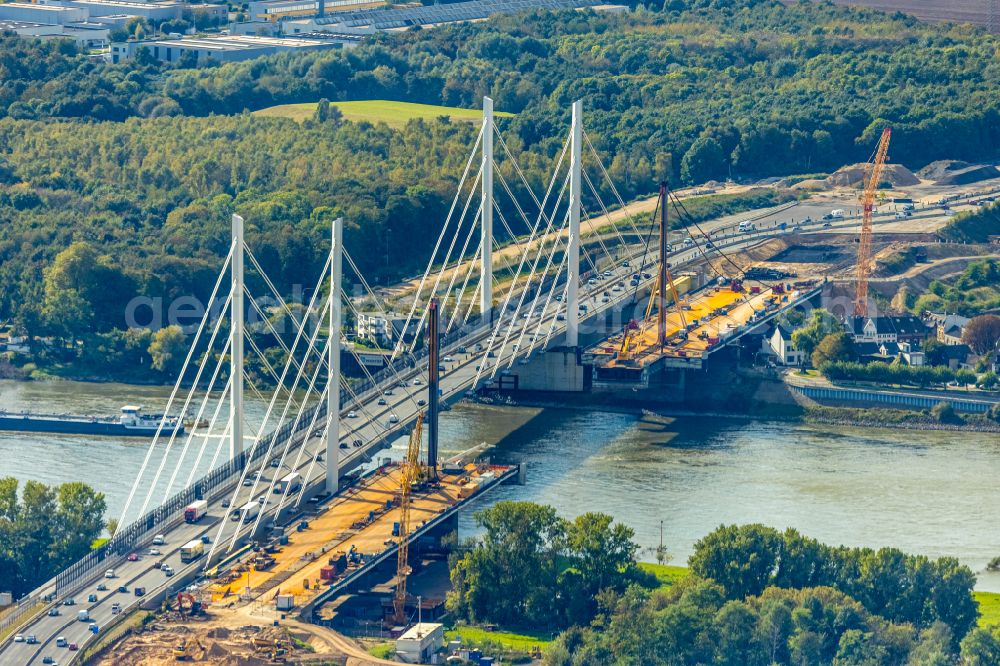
[393,412,424,626]
[855,127,892,316]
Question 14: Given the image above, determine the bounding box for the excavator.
[393,413,425,626]
[176,592,202,616]
[173,636,206,661]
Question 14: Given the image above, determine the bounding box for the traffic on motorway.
[2,191,973,664]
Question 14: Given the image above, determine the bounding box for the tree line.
[0,478,107,598]
[456,507,988,665]
[3,0,1000,374]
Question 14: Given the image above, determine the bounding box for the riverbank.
[475,392,1000,433]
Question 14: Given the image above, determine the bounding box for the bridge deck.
[207,463,511,611]
[589,278,821,372]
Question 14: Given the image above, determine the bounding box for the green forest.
[2,0,1000,374]
[450,505,997,665]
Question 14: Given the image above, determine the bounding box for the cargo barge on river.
[0,405,184,437]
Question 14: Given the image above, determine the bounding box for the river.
[2,379,999,591]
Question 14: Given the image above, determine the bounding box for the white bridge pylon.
[117,97,649,561]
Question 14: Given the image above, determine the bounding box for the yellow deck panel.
[594,281,811,369]
[209,466,493,607]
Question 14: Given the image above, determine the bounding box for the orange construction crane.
[854,127,892,316]
[393,412,424,625]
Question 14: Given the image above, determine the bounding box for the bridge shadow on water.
[480,405,745,481]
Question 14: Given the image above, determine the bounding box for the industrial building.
[247,0,384,23]
[110,33,354,64]
[281,0,619,35]
[0,15,110,46]
[0,3,88,25]
[394,623,444,664]
[37,0,225,22]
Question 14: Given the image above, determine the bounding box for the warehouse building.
[37,0,217,22]
[110,32,355,64]
[283,0,616,35]
[0,3,88,25]
[247,0,383,23]
[0,17,109,45]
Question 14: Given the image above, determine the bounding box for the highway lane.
[3,192,982,664]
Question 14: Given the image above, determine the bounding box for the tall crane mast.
[854,127,892,317]
[620,183,688,359]
[393,412,424,626]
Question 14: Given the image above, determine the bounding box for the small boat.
[0,405,184,437]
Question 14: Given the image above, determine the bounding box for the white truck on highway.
[232,500,260,523]
[179,539,205,563]
[183,499,208,523]
[273,471,302,494]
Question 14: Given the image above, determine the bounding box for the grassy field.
[977,591,1000,628]
[254,100,514,128]
[640,562,690,588]
[445,625,555,652]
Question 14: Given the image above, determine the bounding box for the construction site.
[42,122,1000,666]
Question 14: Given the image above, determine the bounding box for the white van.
[738,220,755,232]
[830,209,845,219]
[152,534,165,545]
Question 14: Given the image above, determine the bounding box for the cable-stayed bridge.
[1,98,830,664]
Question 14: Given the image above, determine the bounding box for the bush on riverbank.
[804,405,1000,431]
[819,360,977,388]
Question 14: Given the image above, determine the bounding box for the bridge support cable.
[338,290,425,414]
[567,99,583,347]
[582,168,635,266]
[221,291,333,555]
[474,189,572,384]
[436,203,482,332]
[583,130,646,242]
[404,165,484,355]
[220,259,334,538]
[135,266,237,522]
[182,372,234,490]
[511,210,573,365]
[393,123,485,362]
[161,325,235,503]
[474,184,571,383]
[489,177,572,376]
[278,381,332,515]
[119,241,235,526]
[506,236,568,368]
[473,133,571,346]
[244,247,333,355]
[445,214,482,334]
[481,96,494,322]
[447,241,482,334]
[246,333,333,540]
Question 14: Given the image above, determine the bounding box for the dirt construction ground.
[96,607,396,666]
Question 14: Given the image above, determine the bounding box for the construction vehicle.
[173,637,206,661]
[176,592,201,615]
[854,127,892,316]
[393,412,424,625]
